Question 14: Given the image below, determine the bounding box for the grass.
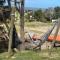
[15,21,53,34]
[25,22,52,27]
[0,48,60,60]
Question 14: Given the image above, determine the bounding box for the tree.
[8,7,15,54]
[34,9,43,21]
[33,9,47,22]
[44,8,54,21]
[53,6,60,19]
[19,0,25,50]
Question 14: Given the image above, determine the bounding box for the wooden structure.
[0,0,11,52]
[48,19,60,42]
[0,0,25,53]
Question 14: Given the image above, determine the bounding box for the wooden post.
[19,0,25,50]
[54,19,60,40]
[8,7,15,54]
[49,19,60,55]
[51,19,60,47]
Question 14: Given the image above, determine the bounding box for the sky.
[25,0,60,8]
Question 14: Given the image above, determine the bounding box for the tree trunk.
[8,7,15,54]
[54,19,60,40]
[52,19,60,46]
[19,0,25,50]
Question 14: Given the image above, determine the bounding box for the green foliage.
[33,9,51,22]
[33,9,44,21]
[25,6,60,22]
[53,6,60,19]
[44,8,54,22]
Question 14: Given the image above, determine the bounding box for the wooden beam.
[8,7,15,54]
[19,0,25,50]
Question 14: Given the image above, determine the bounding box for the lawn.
[25,22,52,27]
[16,22,53,35]
[0,48,60,60]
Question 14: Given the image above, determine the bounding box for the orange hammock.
[48,35,60,41]
[32,34,60,42]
